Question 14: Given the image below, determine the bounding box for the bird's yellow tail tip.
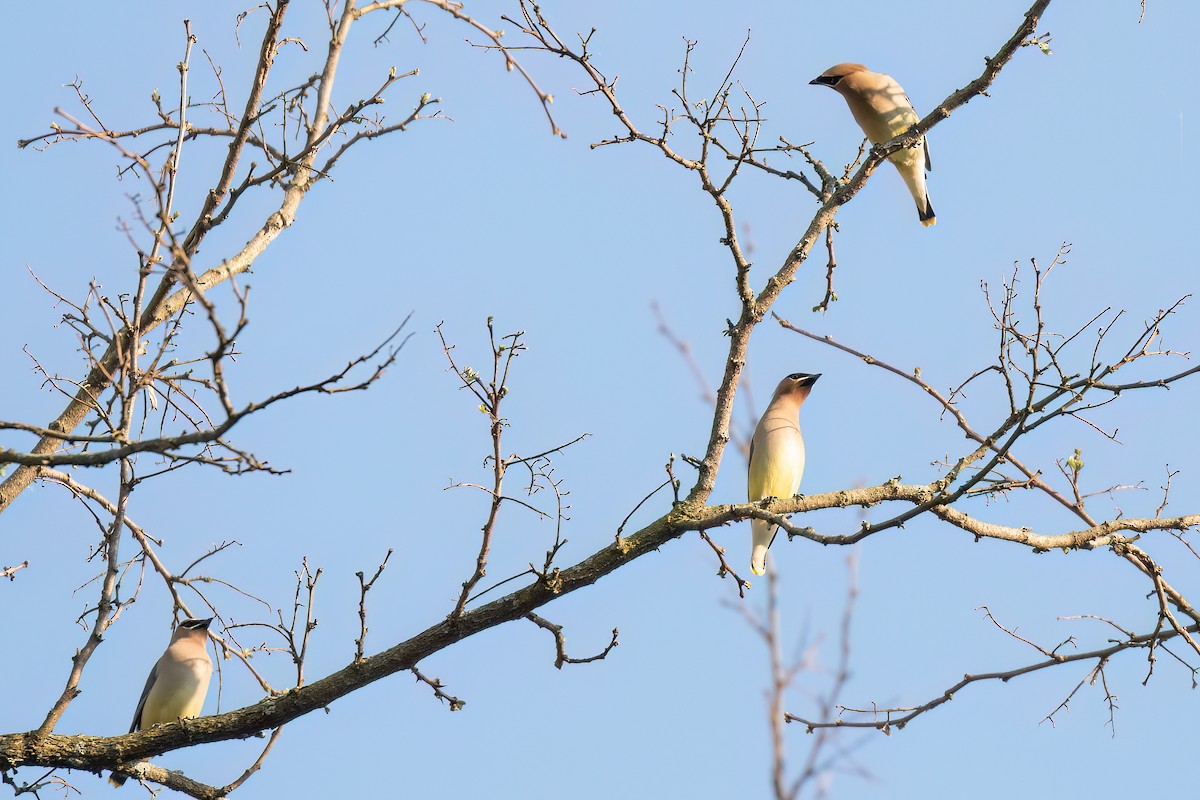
[921,216,936,228]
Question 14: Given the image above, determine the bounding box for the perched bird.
[810,63,935,227]
[747,373,821,576]
[109,618,214,787]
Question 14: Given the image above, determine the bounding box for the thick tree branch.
[4,470,1196,776]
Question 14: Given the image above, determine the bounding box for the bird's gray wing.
[900,91,932,172]
[747,436,778,548]
[128,660,160,733]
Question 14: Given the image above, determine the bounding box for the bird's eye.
[787,372,805,380]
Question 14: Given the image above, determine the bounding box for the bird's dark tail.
[919,196,936,227]
[109,772,129,788]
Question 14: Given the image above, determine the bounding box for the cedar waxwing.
[810,63,935,227]
[109,618,214,787]
[747,373,821,576]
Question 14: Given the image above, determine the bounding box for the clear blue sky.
[3,1,1198,798]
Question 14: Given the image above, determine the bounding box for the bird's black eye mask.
[810,75,840,87]
[180,618,213,630]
